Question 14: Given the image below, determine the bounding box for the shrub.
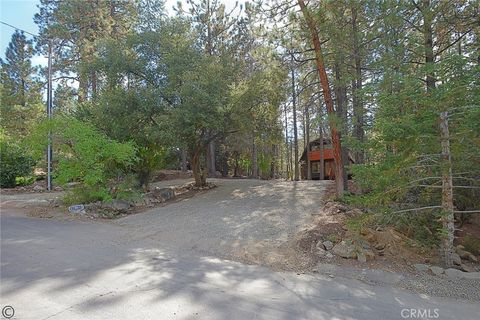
[0,140,35,188]
[29,117,137,203]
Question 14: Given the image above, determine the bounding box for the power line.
[0,20,39,37]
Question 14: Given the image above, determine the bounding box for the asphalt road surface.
[1,179,479,319]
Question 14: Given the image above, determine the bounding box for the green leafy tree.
[30,117,137,203]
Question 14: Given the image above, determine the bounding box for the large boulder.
[333,240,357,259]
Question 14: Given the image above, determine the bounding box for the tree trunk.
[191,149,206,187]
[318,100,325,180]
[181,149,187,172]
[440,111,455,267]
[78,73,88,102]
[334,61,350,191]
[251,135,258,178]
[422,0,436,89]
[351,5,365,164]
[291,53,300,181]
[306,104,312,180]
[233,151,239,177]
[419,0,454,267]
[206,141,216,176]
[284,103,290,179]
[298,0,345,196]
[290,140,294,181]
[91,70,97,98]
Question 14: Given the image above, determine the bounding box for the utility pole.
[46,40,53,191]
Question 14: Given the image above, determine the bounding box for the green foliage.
[29,117,137,203]
[16,176,37,186]
[258,153,272,178]
[0,139,36,188]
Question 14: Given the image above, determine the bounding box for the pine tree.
[0,30,42,138]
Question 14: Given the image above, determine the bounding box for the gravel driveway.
[117,179,332,264]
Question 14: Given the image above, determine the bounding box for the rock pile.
[414,263,480,279]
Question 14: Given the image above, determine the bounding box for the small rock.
[323,240,334,251]
[333,240,357,259]
[459,264,475,273]
[53,186,63,191]
[456,244,465,250]
[68,204,86,214]
[429,266,444,276]
[364,250,375,261]
[49,199,61,207]
[414,264,429,273]
[325,252,334,259]
[357,251,367,263]
[315,242,327,256]
[375,243,385,250]
[452,253,462,266]
[346,208,363,217]
[33,185,45,192]
[153,187,175,201]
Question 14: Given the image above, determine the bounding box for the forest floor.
[1,178,479,304]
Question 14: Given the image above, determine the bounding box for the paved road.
[1,179,479,319]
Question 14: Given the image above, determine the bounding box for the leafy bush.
[0,140,35,188]
[30,117,137,203]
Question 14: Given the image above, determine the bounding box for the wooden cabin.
[299,138,354,180]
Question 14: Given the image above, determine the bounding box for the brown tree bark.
[206,141,216,176]
[298,0,345,196]
[191,149,206,187]
[351,5,365,164]
[440,111,455,267]
[334,61,350,191]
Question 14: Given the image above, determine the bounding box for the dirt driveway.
[117,178,333,268]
